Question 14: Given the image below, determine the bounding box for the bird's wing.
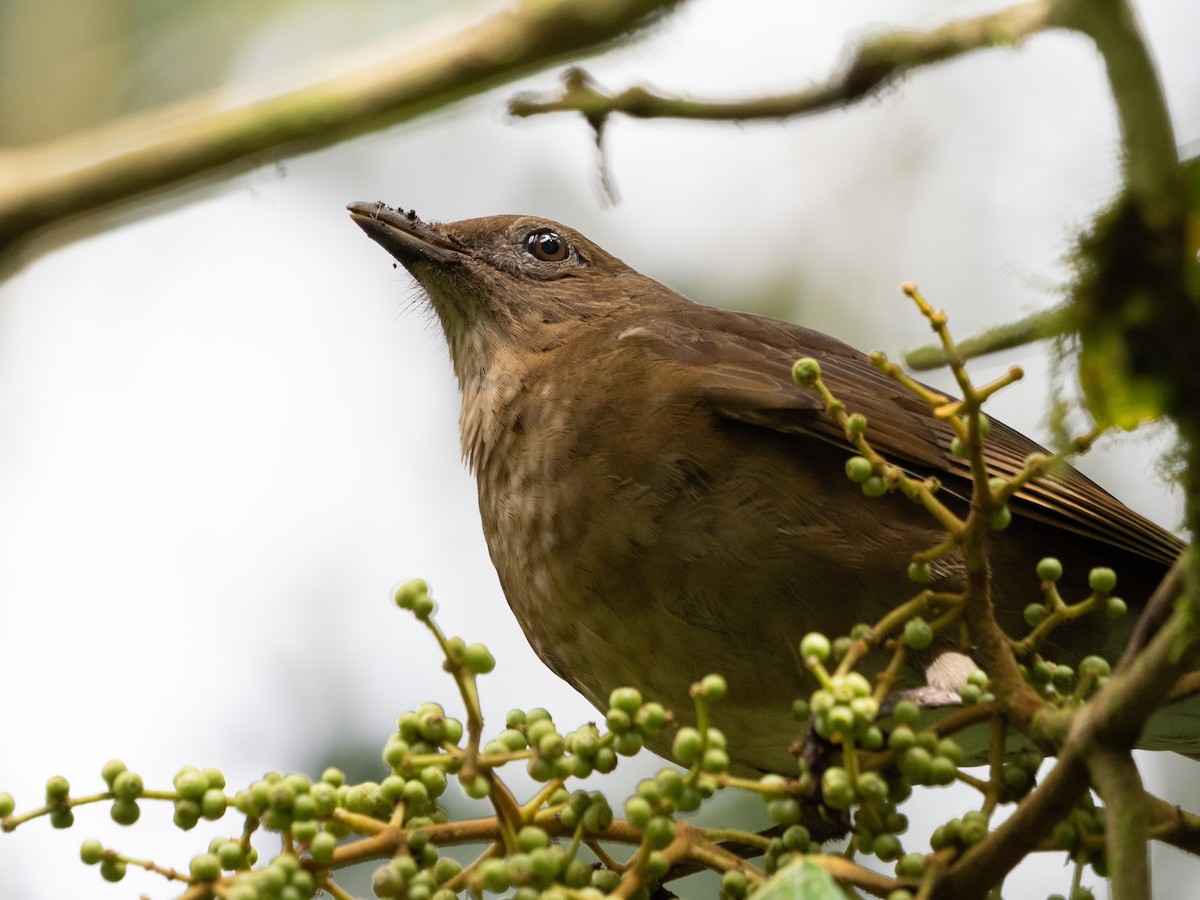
[617,306,1183,567]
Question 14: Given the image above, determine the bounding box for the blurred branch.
[904,304,1072,370]
[0,0,685,265]
[509,1,1056,123]
[1088,749,1150,900]
[1054,0,1183,230]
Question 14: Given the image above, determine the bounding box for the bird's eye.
[525,229,569,262]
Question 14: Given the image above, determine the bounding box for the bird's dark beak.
[347,202,464,266]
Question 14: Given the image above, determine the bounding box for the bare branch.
[510,1,1055,124]
[0,0,686,262]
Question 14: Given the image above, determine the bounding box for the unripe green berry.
[699,673,727,700]
[1079,656,1111,679]
[394,578,429,609]
[845,456,873,484]
[907,561,931,584]
[190,853,221,882]
[1037,557,1063,581]
[1088,567,1117,593]
[799,632,831,662]
[861,475,887,498]
[463,643,495,674]
[80,838,104,865]
[99,857,126,883]
[310,831,337,862]
[100,760,126,787]
[45,775,70,805]
[791,357,821,386]
[110,798,140,826]
[989,505,1012,531]
[672,728,702,764]
[874,834,902,861]
[903,617,933,650]
[645,815,674,849]
[897,854,921,883]
[892,700,920,725]
[111,770,143,801]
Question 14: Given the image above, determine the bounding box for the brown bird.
[348,201,1187,772]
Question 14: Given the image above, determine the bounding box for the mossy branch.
[0,0,686,266]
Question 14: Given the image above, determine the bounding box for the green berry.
[645,815,674,849]
[412,593,435,620]
[517,825,549,852]
[394,578,429,609]
[892,700,920,725]
[845,456,873,483]
[218,841,246,870]
[1036,557,1063,581]
[112,770,143,801]
[903,617,934,650]
[174,800,201,830]
[1088,567,1117,593]
[110,798,140,825]
[582,800,614,833]
[99,857,126,883]
[897,854,921,883]
[700,673,727,700]
[477,859,511,897]
[899,747,932,784]
[49,807,74,829]
[821,767,854,809]
[989,505,1012,531]
[201,788,227,820]
[1106,596,1128,618]
[0,793,13,818]
[625,796,652,828]
[907,561,932,584]
[464,643,495,674]
[1023,603,1047,627]
[45,775,70,805]
[672,727,702,764]
[950,436,967,458]
[1052,665,1075,690]
[856,772,888,803]
[174,769,208,802]
[722,868,749,899]
[874,834,902,861]
[80,838,104,865]
[888,725,916,751]
[645,850,670,879]
[190,853,221,882]
[929,756,958,785]
[799,632,831,662]
[310,831,337,862]
[861,475,887,498]
[791,357,821,386]
[100,760,126,787]
[609,687,643,714]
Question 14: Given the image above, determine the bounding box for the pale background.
[1,1,1198,897]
